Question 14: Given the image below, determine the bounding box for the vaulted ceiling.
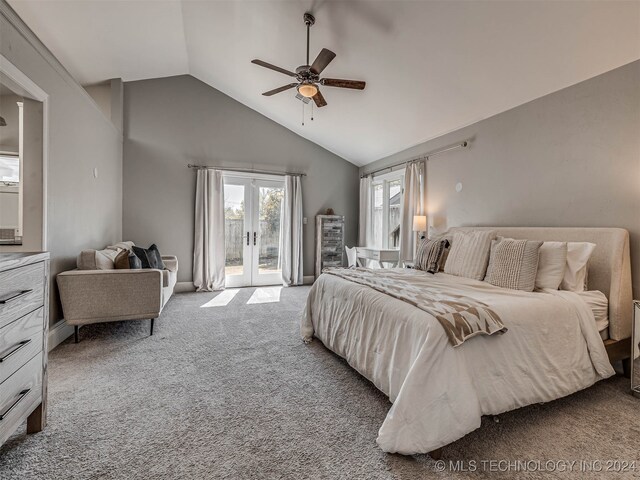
[9,1,640,165]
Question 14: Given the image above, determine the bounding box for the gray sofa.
[57,242,178,342]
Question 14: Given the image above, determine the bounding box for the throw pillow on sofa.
[77,248,122,270]
[132,244,166,270]
[107,241,135,252]
[114,249,142,269]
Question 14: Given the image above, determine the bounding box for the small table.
[356,247,400,268]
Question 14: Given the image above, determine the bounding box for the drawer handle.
[0,389,31,421]
[0,289,33,304]
[0,339,32,363]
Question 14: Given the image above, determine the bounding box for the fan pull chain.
[311,101,314,121]
[302,102,305,126]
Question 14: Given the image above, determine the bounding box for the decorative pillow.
[114,249,130,269]
[132,244,166,270]
[484,237,543,291]
[560,242,596,292]
[535,241,568,290]
[107,241,135,252]
[128,252,142,269]
[444,230,496,280]
[431,232,454,272]
[415,238,449,274]
[76,248,121,270]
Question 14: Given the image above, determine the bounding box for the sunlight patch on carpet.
[200,289,240,307]
[247,286,282,304]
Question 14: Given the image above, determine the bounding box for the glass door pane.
[252,180,285,286]
[258,185,283,274]
[224,178,251,287]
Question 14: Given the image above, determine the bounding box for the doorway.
[223,175,284,287]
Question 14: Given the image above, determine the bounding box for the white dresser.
[0,252,49,446]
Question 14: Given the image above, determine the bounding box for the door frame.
[223,172,285,288]
[0,53,49,251]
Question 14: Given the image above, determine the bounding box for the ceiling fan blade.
[262,83,299,96]
[310,48,336,75]
[251,59,297,77]
[321,78,366,90]
[312,90,327,108]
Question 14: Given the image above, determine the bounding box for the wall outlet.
[303,217,307,225]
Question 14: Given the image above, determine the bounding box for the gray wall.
[122,75,359,283]
[0,3,123,325]
[363,60,640,297]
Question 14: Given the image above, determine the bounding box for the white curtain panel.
[358,176,372,247]
[280,175,304,286]
[399,162,424,263]
[193,169,226,291]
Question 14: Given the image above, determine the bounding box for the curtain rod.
[360,140,470,179]
[187,164,306,177]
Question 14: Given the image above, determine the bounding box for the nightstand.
[632,301,640,398]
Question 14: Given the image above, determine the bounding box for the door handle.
[253,232,257,246]
[246,232,250,246]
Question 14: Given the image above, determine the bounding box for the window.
[371,172,404,249]
[0,155,19,185]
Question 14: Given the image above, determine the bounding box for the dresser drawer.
[0,307,43,384]
[0,262,45,330]
[0,352,42,445]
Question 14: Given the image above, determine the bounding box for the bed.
[301,227,632,455]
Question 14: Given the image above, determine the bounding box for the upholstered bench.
[57,242,178,342]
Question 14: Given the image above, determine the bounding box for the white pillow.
[76,248,121,270]
[444,230,496,280]
[535,241,568,290]
[560,242,596,292]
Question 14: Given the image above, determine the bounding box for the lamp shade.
[412,215,427,232]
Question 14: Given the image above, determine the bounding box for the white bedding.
[301,269,615,454]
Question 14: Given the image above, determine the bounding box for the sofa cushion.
[77,248,121,270]
[133,244,166,270]
[107,241,135,252]
[129,253,142,269]
[114,250,130,269]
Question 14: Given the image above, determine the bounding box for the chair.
[345,246,357,268]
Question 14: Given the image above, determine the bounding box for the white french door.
[223,175,284,288]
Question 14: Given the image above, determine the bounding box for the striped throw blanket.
[323,268,507,347]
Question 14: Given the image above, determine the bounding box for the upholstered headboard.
[448,227,632,341]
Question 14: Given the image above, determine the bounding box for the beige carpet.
[1,286,638,479]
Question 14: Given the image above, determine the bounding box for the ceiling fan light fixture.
[298,83,318,98]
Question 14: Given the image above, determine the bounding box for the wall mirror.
[0,82,23,244]
[633,301,640,398]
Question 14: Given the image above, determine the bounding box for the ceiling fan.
[251,12,365,108]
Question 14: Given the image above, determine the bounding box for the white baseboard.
[48,319,75,351]
[175,281,196,293]
[303,275,315,285]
